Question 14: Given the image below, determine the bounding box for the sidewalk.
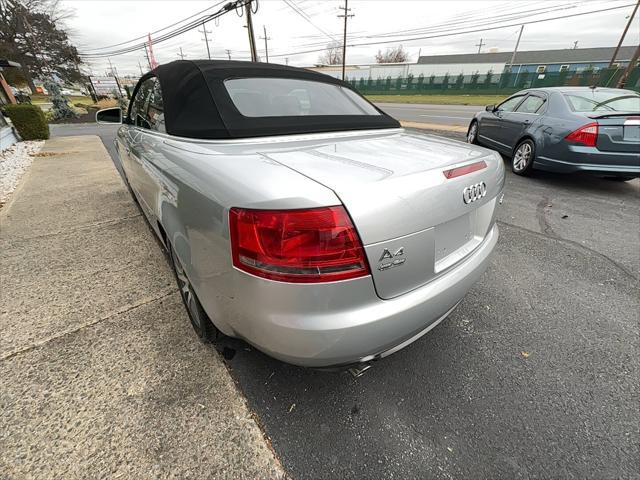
[0,136,284,479]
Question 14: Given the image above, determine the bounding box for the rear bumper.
[535,145,640,176]
[217,224,498,367]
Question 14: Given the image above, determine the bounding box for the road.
[51,123,639,479]
[375,102,480,126]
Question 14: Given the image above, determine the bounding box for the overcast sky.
[61,0,640,77]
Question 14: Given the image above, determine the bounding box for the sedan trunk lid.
[591,115,640,154]
[263,130,504,299]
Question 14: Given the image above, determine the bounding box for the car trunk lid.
[262,130,504,299]
[590,114,640,153]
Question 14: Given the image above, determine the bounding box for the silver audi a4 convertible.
[97,60,505,369]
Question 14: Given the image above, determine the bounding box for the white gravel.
[0,140,44,206]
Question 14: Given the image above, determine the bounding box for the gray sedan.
[467,87,640,180]
[97,60,504,371]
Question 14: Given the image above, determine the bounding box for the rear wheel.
[512,139,536,176]
[169,243,219,342]
[467,121,478,144]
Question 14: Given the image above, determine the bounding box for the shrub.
[1,104,50,140]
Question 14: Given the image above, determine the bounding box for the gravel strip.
[0,140,44,206]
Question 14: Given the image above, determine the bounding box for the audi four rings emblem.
[463,182,487,204]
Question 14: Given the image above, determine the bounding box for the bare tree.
[375,45,410,64]
[317,41,343,65]
[0,0,82,91]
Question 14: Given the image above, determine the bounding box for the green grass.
[31,94,94,105]
[366,94,508,106]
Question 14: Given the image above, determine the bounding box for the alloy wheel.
[172,249,204,332]
[467,123,477,143]
[513,142,532,172]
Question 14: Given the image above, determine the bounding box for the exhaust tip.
[348,363,372,378]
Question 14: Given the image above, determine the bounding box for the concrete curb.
[400,121,468,133]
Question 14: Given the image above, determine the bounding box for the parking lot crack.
[535,197,556,237]
[497,220,638,282]
[0,289,176,362]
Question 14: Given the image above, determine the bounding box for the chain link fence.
[347,66,640,96]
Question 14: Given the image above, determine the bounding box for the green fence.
[348,66,640,96]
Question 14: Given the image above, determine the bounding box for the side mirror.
[96,107,122,124]
[485,104,496,112]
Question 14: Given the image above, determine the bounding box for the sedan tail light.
[565,122,598,147]
[229,206,370,283]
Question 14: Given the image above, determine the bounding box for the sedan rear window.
[224,77,381,117]
[564,91,640,112]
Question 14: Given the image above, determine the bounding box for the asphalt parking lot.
[50,123,639,479]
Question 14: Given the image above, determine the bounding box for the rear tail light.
[229,206,370,283]
[565,122,598,147]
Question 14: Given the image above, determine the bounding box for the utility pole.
[245,0,258,62]
[338,0,354,81]
[260,25,271,63]
[137,61,144,76]
[617,44,640,88]
[285,57,289,65]
[143,45,152,69]
[225,49,232,60]
[572,41,579,49]
[199,22,212,60]
[107,57,116,76]
[509,25,524,67]
[609,0,640,68]
[177,47,187,60]
[475,38,485,54]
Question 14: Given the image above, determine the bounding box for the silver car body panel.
[116,125,504,366]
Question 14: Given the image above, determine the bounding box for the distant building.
[416,45,637,75]
[309,46,638,81]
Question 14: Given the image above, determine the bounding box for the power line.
[82,1,227,53]
[268,2,635,59]
[282,0,338,43]
[80,0,251,58]
[265,1,587,53]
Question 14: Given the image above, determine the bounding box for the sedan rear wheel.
[169,243,218,342]
[467,121,478,144]
[512,139,536,176]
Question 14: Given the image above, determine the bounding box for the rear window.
[564,91,640,112]
[224,77,381,117]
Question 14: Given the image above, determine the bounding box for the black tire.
[168,242,219,342]
[511,138,536,176]
[467,120,479,144]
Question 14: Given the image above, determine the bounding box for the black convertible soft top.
[127,60,400,139]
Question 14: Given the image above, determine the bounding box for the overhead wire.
[81,0,228,52]
[79,0,251,58]
[268,2,635,58]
